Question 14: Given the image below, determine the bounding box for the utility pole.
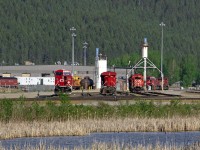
[70,27,76,76]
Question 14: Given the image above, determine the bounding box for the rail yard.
[0,39,199,103]
[0,88,200,104]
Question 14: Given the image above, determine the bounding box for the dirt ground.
[163,89,200,98]
[0,91,54,99]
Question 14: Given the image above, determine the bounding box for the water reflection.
[1,132,200,149]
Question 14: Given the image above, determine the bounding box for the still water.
[1,132,200,149]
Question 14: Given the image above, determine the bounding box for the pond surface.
[1,132,200,149]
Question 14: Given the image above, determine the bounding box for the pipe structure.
[126,38,163,91]
[95,48,99,89]
[142,38,148,91]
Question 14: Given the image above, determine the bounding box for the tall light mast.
[83,42,88,66]
[70,27,76,76]
[160,22,165,90]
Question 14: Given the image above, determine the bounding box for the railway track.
[0,90,199,101]
[29,94,200,101]
[20,91,185,101]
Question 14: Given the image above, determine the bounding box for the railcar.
[0,77,18,88]
[128,74,144,92]
[157,77,169,90]
[146,76,159,90]
[146,76,169,90]
[100,71,117,95]
[54,69,72,94]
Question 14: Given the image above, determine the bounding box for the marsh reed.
[0,96,200,139]
[0,141,200,150]
[0,117,200,139]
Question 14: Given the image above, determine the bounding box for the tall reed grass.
[0,95,200,139]
[0,141,200,150]
[1,117,200,139]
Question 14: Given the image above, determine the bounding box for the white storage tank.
[142,38,148,58]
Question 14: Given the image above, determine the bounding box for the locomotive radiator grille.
[134,79,143,87]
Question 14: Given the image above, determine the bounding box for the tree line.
[1,0,200,86]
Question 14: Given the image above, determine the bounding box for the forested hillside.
[1,0,200,86]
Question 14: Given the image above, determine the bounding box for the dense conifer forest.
[1,0,200,86]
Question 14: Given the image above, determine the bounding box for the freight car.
[128,74,144,92]
[54,69,73,94]
[100,71,117,95]
[17,77,55,85]
[0,77,18,88]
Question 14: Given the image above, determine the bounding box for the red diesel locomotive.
[146,76,158,90]
[54,69,73,94]
[157,77,169,90]
[100,71,117,95]
[146,76,169,90]
[128,74,169,92]
[128,74,144,92]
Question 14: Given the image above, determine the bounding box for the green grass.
[0,96,200,122]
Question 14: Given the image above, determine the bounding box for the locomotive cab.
[54,69,72,94]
